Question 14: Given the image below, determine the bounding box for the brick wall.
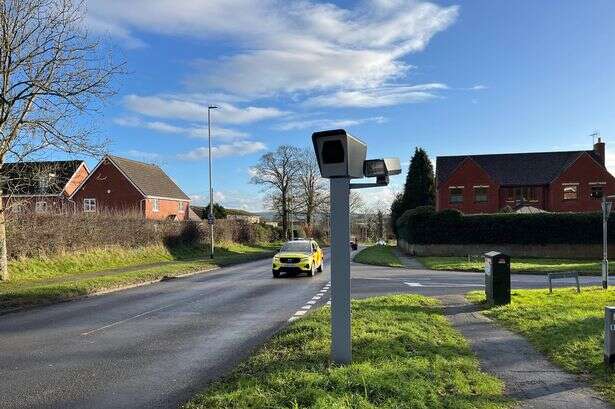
[72,159,144,215]
[437,158,500,213]
[549,153,615,212]
[144,197,189,221]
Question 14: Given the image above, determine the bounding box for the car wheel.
[317,261,323,272]
[272,270,280,278]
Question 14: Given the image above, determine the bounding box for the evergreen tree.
[390,148,435,234]
[401,148,435,210]
[204,203,227,219]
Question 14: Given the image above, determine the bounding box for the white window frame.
[35,201,47,214]
[177,201,184,213]
[473,185,489,204]
[152,198,159,212]
[83,198,97,213]
[449,186,464,204]
[562,183,579,201]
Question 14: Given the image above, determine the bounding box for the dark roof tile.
[436,150,602,186]
[107,156,190,200]
[1,160,84,195]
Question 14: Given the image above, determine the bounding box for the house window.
[35,201,47,213]
[152,198,159,212]
[473,186,488,203]
[591,185,604,199]
[177,201,184,213]
[449,187,463,204]
[84,198,97,212]
[563,184,578,200]
[511,187,537,203]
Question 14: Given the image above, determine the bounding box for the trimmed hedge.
[396,206,612,245]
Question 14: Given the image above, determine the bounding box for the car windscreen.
[280,242,312,253]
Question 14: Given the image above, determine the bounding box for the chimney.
[594,137,605,165]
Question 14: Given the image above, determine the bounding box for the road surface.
[0,250,602,409]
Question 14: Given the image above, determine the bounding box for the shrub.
[6,212,282,260]
[396,209,609,245]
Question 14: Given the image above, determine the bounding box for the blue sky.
[83,0,615,211]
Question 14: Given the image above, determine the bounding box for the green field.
[467,288,615,404]
[419,256,601,274]
[185,295,511,409]
[0,242,279,312]
[353,245,404,268]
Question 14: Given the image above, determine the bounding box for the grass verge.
[353,245,404,268]
[185,295,511,409]
[0,242,279,312]
[467,288,615,404]
[419,256,601,274]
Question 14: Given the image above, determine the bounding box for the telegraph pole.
[207,105,219,259]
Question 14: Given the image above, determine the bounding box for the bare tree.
[250,145,301,239]
[295,148,327,227]
[0,0,123,280]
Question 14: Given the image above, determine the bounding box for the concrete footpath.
[439,294,612,409]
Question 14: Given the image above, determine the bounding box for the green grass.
[353,245,404,268]
[419,256,601,274]
[467,288,615,404]
[185,294,511,409]
[0,242,280,312]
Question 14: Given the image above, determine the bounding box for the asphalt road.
[0,253,332,409]
[0,249,604,409]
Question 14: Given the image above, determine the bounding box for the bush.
[396,209,610,245]
[6,213,282,260]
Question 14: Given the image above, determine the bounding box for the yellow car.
[272,240,324,278]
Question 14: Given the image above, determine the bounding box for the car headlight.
[301,256,310,261]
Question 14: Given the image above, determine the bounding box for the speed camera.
[312,129,367,179]
[363,158,402,178]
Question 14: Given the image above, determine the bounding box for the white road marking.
[404,281,484,288]
[288,282,331,322]
[81,302,178,336]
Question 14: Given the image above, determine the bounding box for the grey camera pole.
[603,196,610,289]
[330,177,351,364]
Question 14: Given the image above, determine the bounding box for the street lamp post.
[207,105,219,259]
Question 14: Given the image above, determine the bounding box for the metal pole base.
[330,177,351,365]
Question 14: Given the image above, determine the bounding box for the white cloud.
[605,149,615,175]
[190,190,265,211]
[114,115,249,140]
[126,149,162,161]
[469,84,487,90]
[357,185,400,211]
[304,83,448,108]
[123,95,286,124]
[177,141,266,161]
[274,116,387,131]
[88,0,458,98]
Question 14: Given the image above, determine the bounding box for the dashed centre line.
[288,282,331,322]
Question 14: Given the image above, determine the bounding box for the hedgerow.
[396,206,609,245]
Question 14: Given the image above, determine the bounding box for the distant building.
[226,208,260,224]
[2,160,89,214]
[436,138,615,214]
[70,155,190,220]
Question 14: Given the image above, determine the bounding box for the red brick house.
[1,160,89,214]
[436,138,615,214]
[70,155,191,220]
